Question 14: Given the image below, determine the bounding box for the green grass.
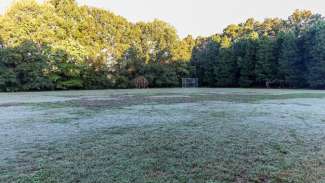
[1,88,325,183]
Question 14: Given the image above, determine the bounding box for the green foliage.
[0,0,325,91]
[278,31,306,88]
[214,48,237,87]
[234,38,258,87]
[304,21,325,88]
[144,64,178,87]
[0,41,53,91]
[255,36,277,85]
[190,10,325,89]
[191,37,220,86]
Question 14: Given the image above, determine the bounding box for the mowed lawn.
[1,88,325,183]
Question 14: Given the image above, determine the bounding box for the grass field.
[1,88,325,183]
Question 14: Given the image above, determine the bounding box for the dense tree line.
[191,11,325,89]
[0,0,324,91]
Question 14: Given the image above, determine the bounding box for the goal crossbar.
[182,78,198,88]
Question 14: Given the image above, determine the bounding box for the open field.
[1,88,325,183]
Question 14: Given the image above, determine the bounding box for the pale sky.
[1,0,325,37]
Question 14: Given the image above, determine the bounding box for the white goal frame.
[182,78,199,88]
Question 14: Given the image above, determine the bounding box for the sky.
[1,0,325,37]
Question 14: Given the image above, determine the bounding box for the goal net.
[182,78,199,88]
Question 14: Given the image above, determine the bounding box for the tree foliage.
[0,1,324,91]
[190,10,324,89]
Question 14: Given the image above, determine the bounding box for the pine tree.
[304,21,325,88]
[278,31,306,88]
[235,38,258,87]
[255,36,277,86]
[215,48,238,87]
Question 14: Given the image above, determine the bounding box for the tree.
[278,31,306,88]
[214,47,237,87]
[304,21,325,88]
[135,20,179,64]
[0,0,325,90]
[0,41,53,91]
[191,37,220,86]
[235,37,258,87]
[0,47,18,91]
[255,36,277,86]
[172,35,196,62]
[287,9,322,35]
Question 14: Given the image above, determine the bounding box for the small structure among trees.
[134,76,149,89]
[182,78,199,88]
[265,79,286,88]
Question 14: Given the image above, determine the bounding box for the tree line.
[0,0,324,91]
[191,11,325,89]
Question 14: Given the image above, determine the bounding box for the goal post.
[182,78,199,88]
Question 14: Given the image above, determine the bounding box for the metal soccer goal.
[182,78,199,88]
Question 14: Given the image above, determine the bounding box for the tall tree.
[304,21,325,88]
[278,31,306,88]
[1,0,325,90]
[235,36,258,87]
[191,37,220,86]
[214,48,237,87]
[255,36,277,86]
